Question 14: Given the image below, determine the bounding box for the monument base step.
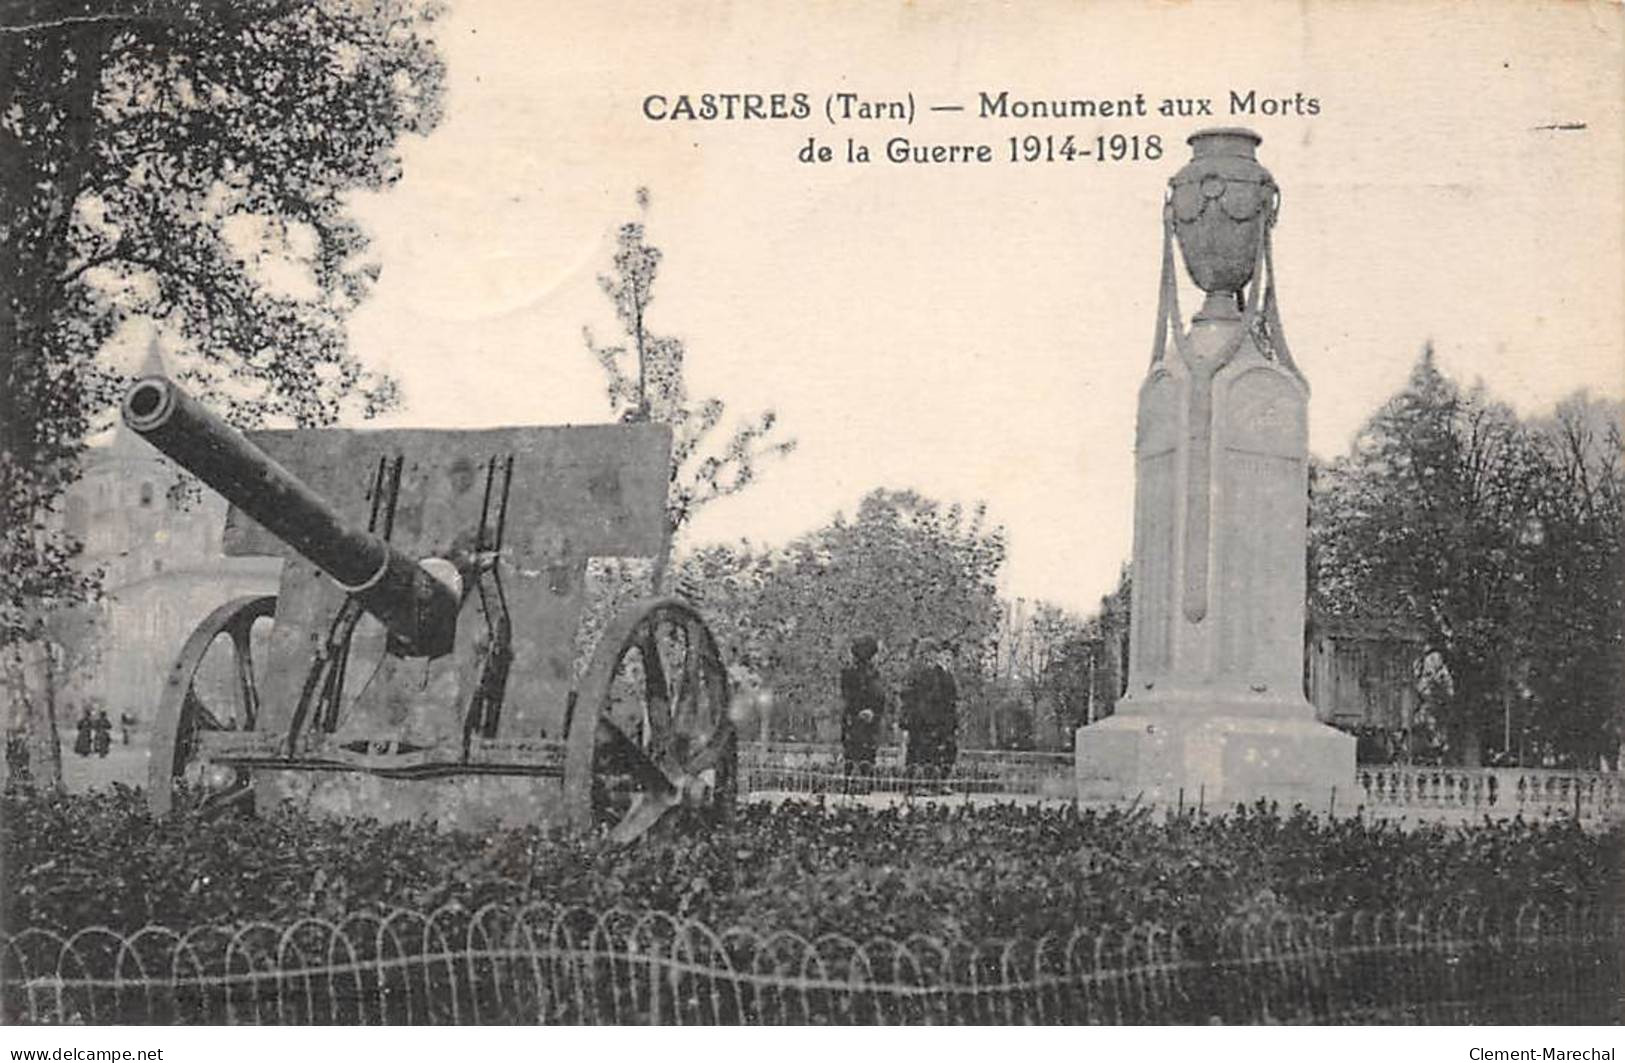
[1075,711,1356,813]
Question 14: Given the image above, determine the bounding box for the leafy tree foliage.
[1311,348,1623,767]
[670,542,775,675]
[1080,563,1131,720]
[1046,623,1102,737]
[0,0,446,779]
[584,189,796,544]
[582,485,1006,743]
[741,489,1006,740]
[1519,395,1625,767]
[991,600,1096,749]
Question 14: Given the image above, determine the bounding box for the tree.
[749,489,1006,741]
[1,0,446,782]
[0,605,102,791]
[1311,347,1553,764]
[999,599,1092,749]
[584,190,796,559]
[1082,563,1131,720]
[1047,627,1100,734]
[669,541,775,673]
[1520,394,1624,767]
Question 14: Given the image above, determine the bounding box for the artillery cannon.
[122,376,736,842]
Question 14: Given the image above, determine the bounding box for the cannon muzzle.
[121,376,460,658]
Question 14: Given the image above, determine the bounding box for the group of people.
[74,707,114,759]
[839,636,959,789]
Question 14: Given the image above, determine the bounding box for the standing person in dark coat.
[840,636,885,791]
[92,708,112,758]
[901,641,958,785]
[74,708,93,758]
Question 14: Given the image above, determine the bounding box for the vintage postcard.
[1,0,1620,1041]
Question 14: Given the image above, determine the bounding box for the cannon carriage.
[122,376,736,842]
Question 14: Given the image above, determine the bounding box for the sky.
[316,0,1622,614]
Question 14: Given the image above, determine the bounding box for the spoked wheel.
[564,597,736,843]
[147,595,276,816]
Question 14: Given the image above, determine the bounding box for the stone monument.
[1075,128,1355,811]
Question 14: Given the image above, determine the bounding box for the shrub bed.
[3,786,1619,944]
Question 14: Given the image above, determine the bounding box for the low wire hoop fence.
[4,901,1618,1025]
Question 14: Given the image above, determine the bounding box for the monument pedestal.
[1076,707,1354,812]
[1075,128,1353,812]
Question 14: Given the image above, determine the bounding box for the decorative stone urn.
[1168,128,1277,312]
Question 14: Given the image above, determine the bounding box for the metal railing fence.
[738,743,1625,824]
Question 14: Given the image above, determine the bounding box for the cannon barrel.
[121,376,460,658]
